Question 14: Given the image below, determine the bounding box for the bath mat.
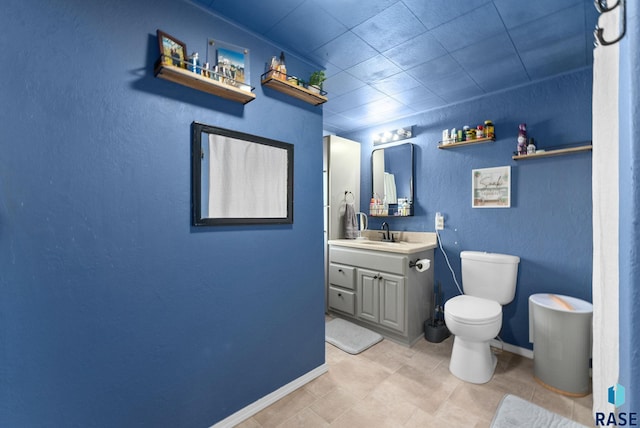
[325,318,383,354]
[491,394,587,427]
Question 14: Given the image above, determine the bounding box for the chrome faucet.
[380,222,391,241]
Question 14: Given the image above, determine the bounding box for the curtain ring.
[594,0,626,46]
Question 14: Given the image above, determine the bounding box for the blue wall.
[345,69,593,350]
[618,0,640,413]
[0,0,325,426]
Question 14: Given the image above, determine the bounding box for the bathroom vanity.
[327,232,436,346]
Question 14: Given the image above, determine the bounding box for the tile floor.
[237,322,594,428]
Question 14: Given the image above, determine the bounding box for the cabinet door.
[357,268,379,324]
[378,273,405,333]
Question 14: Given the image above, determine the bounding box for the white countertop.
[328,231,437,254]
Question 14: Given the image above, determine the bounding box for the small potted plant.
[308,70,326,94]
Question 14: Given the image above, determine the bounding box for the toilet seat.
[445,295,501,325]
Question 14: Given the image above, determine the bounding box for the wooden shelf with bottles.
[512,143,592,160]
[437,136,495,149]
[154,57,256,105]
[260,71,328,106]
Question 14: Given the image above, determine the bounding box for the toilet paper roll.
[415,259,431,272]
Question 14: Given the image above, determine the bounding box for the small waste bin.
[529,293,593,396]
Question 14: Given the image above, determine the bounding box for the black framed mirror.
[370,142,414,217]
[191,122,294,226]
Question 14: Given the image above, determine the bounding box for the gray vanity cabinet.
[357,268,405,333]
[328,245,433,346]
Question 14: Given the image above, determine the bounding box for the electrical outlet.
[435,212,444,230]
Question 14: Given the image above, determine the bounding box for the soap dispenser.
[402,199,410,216]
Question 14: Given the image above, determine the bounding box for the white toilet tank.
[461,251,520,304]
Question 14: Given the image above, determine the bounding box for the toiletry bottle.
[268,56,279,79]
[369,198,376,216]
[466,128,476,140]
[190,52,199,74]
[462,125,476,141]
[527,138,536,154]
[484,120,494,139]
[278,51,287,80]
[517,123,527,155]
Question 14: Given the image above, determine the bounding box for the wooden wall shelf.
[261,72,328,106]
[154,61,256,105]
[512,144,593,160]
[437,136,495,149]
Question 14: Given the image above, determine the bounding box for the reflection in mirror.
[371,142,414,217]
[192,122,293,226]
[356,212,368,231]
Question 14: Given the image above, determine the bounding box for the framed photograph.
[207,39,250,86]
[472,166,511,208]
[157,29,187,68]
[191,122,293,226]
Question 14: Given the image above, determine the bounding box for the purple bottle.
[517,123,527,155]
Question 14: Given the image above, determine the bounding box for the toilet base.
[449,336,497,384]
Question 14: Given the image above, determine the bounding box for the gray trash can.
[529,293,593,396]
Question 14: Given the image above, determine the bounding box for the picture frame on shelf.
[207,39,250,89]
[472,166,511,208]
[157,29,187,68]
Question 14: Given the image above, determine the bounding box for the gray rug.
[325,318,383,354]
[491,394,587,428]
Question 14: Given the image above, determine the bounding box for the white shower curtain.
[592,8,620,414]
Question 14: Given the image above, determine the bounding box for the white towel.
[343,203,358,239]
[383,172,397,205]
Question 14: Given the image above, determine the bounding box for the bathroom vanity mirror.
[191,122,293,226]
[371,142,414,217]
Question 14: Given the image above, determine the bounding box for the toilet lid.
[445,295,501,324]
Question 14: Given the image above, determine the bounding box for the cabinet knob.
[338,269,343,273]
[338,293,342,297]
[373,275,378,279]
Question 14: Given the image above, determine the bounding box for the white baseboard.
[491,339,534,359]
[210,363,329,428]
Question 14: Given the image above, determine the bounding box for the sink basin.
[328,234,438,254]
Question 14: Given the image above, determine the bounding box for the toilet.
[444,251,520,384]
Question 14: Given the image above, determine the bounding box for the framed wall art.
[207,38,250,87]
[192,122,293,226]
[472,166,511,208]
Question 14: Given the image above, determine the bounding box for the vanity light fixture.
[373,126,414,145]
